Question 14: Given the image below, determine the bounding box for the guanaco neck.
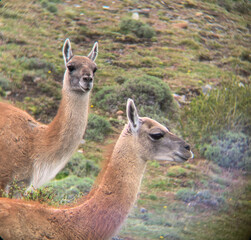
[32,87,90,188]
[64,126,147,239]
[45,89,90,149]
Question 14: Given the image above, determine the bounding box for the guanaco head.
[62,39,98,93]
[126,99,193,163]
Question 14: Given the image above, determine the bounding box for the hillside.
[0,0,250,239]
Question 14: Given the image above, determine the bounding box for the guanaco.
[0,99,193,240]
[0,39,98,192]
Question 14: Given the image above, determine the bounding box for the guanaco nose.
[184,143,191,151]
[82,76,93,82]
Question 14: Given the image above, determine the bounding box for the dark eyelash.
[67,65,75,72]
[93,67,97,73]
[149,133,164,140]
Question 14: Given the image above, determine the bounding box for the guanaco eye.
[149,133,164,141]
[67,65,75,72]
[93,67,97,73]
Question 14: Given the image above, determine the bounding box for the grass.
[0,0,250,239]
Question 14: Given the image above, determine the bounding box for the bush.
[20,57,55,71]
[44,175,94,203]
[0,73,11,90]
[56,152,100,179]
[0,73,11,96]
[40,0,58,13]
[119,18,156,39]
[94,75,177,124]
[85,113,112,142]
[167,166,188,178]
[206,0,251,14]
[93,86,119,112]
[200,131,251,170]
[180,80,251,146]
[47,3,58,13]
[120,76,174,113]
[175,188,197,202]
[195,190,225,207]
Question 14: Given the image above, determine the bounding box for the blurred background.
[0,0,250,239]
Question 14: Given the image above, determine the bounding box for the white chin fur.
[190,151,194,159]
[154,155,174,162]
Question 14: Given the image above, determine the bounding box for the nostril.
[184,144,191,151]
[83,77,93,82]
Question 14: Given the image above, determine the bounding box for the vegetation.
[0,73,11,96]
[201,131,251,170]
[94,75,177,124]
[180,80,251,145]
[85,113,112,142]
[0,0,250,239]
[120,18,156,39]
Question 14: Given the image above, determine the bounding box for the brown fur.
[0,100,192,240]
[0,40,98,192]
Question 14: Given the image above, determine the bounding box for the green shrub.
[41,0,48,8]
[203,0,250,14]
[120,18,156,39]
[180,80,251,146]
[200,131,251,170]
[149,194,158,200]
[175,188,197,202]
[0,8,20,19]
[48,0,61,3]
[47,3,58,13]
[40,0,58,13]
[120,76,174,113]
[0,73,11,96]
[85,113,112,142]
[94,75,177,123]
[178,39,200,50]
[0,73,11,90]
[233,0,251,14]
[44,175,94,203]
[93,86,118,112]
[56,152,100,179]
[167,166,188,178]
[20,57,55,71]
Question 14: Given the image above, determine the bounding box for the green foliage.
[85,113,112,142]
[44,175,94,203]
[0,8,21,19]
[216,0,251,14]
[175,188,197,202]
[0,73,11,89]
[119,18,156,39]
[40,0,58,13]
[56,152,100,179]
[148,194,158,200]
[200,131,251,170]
[167,166,188,178]
[180,80,251,146]
[47,153,99,203]
[93,86,119,112]
[19,57,55,71]
[94,75,177,124]
[178,39,200,50]
[1,179,57,204]
[0,73,11,96]
[120,76,174,113]
[201,0,251,14]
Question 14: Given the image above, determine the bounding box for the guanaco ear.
[63,38,73,67]
[126,98,140,133]
[88,42,98,62]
